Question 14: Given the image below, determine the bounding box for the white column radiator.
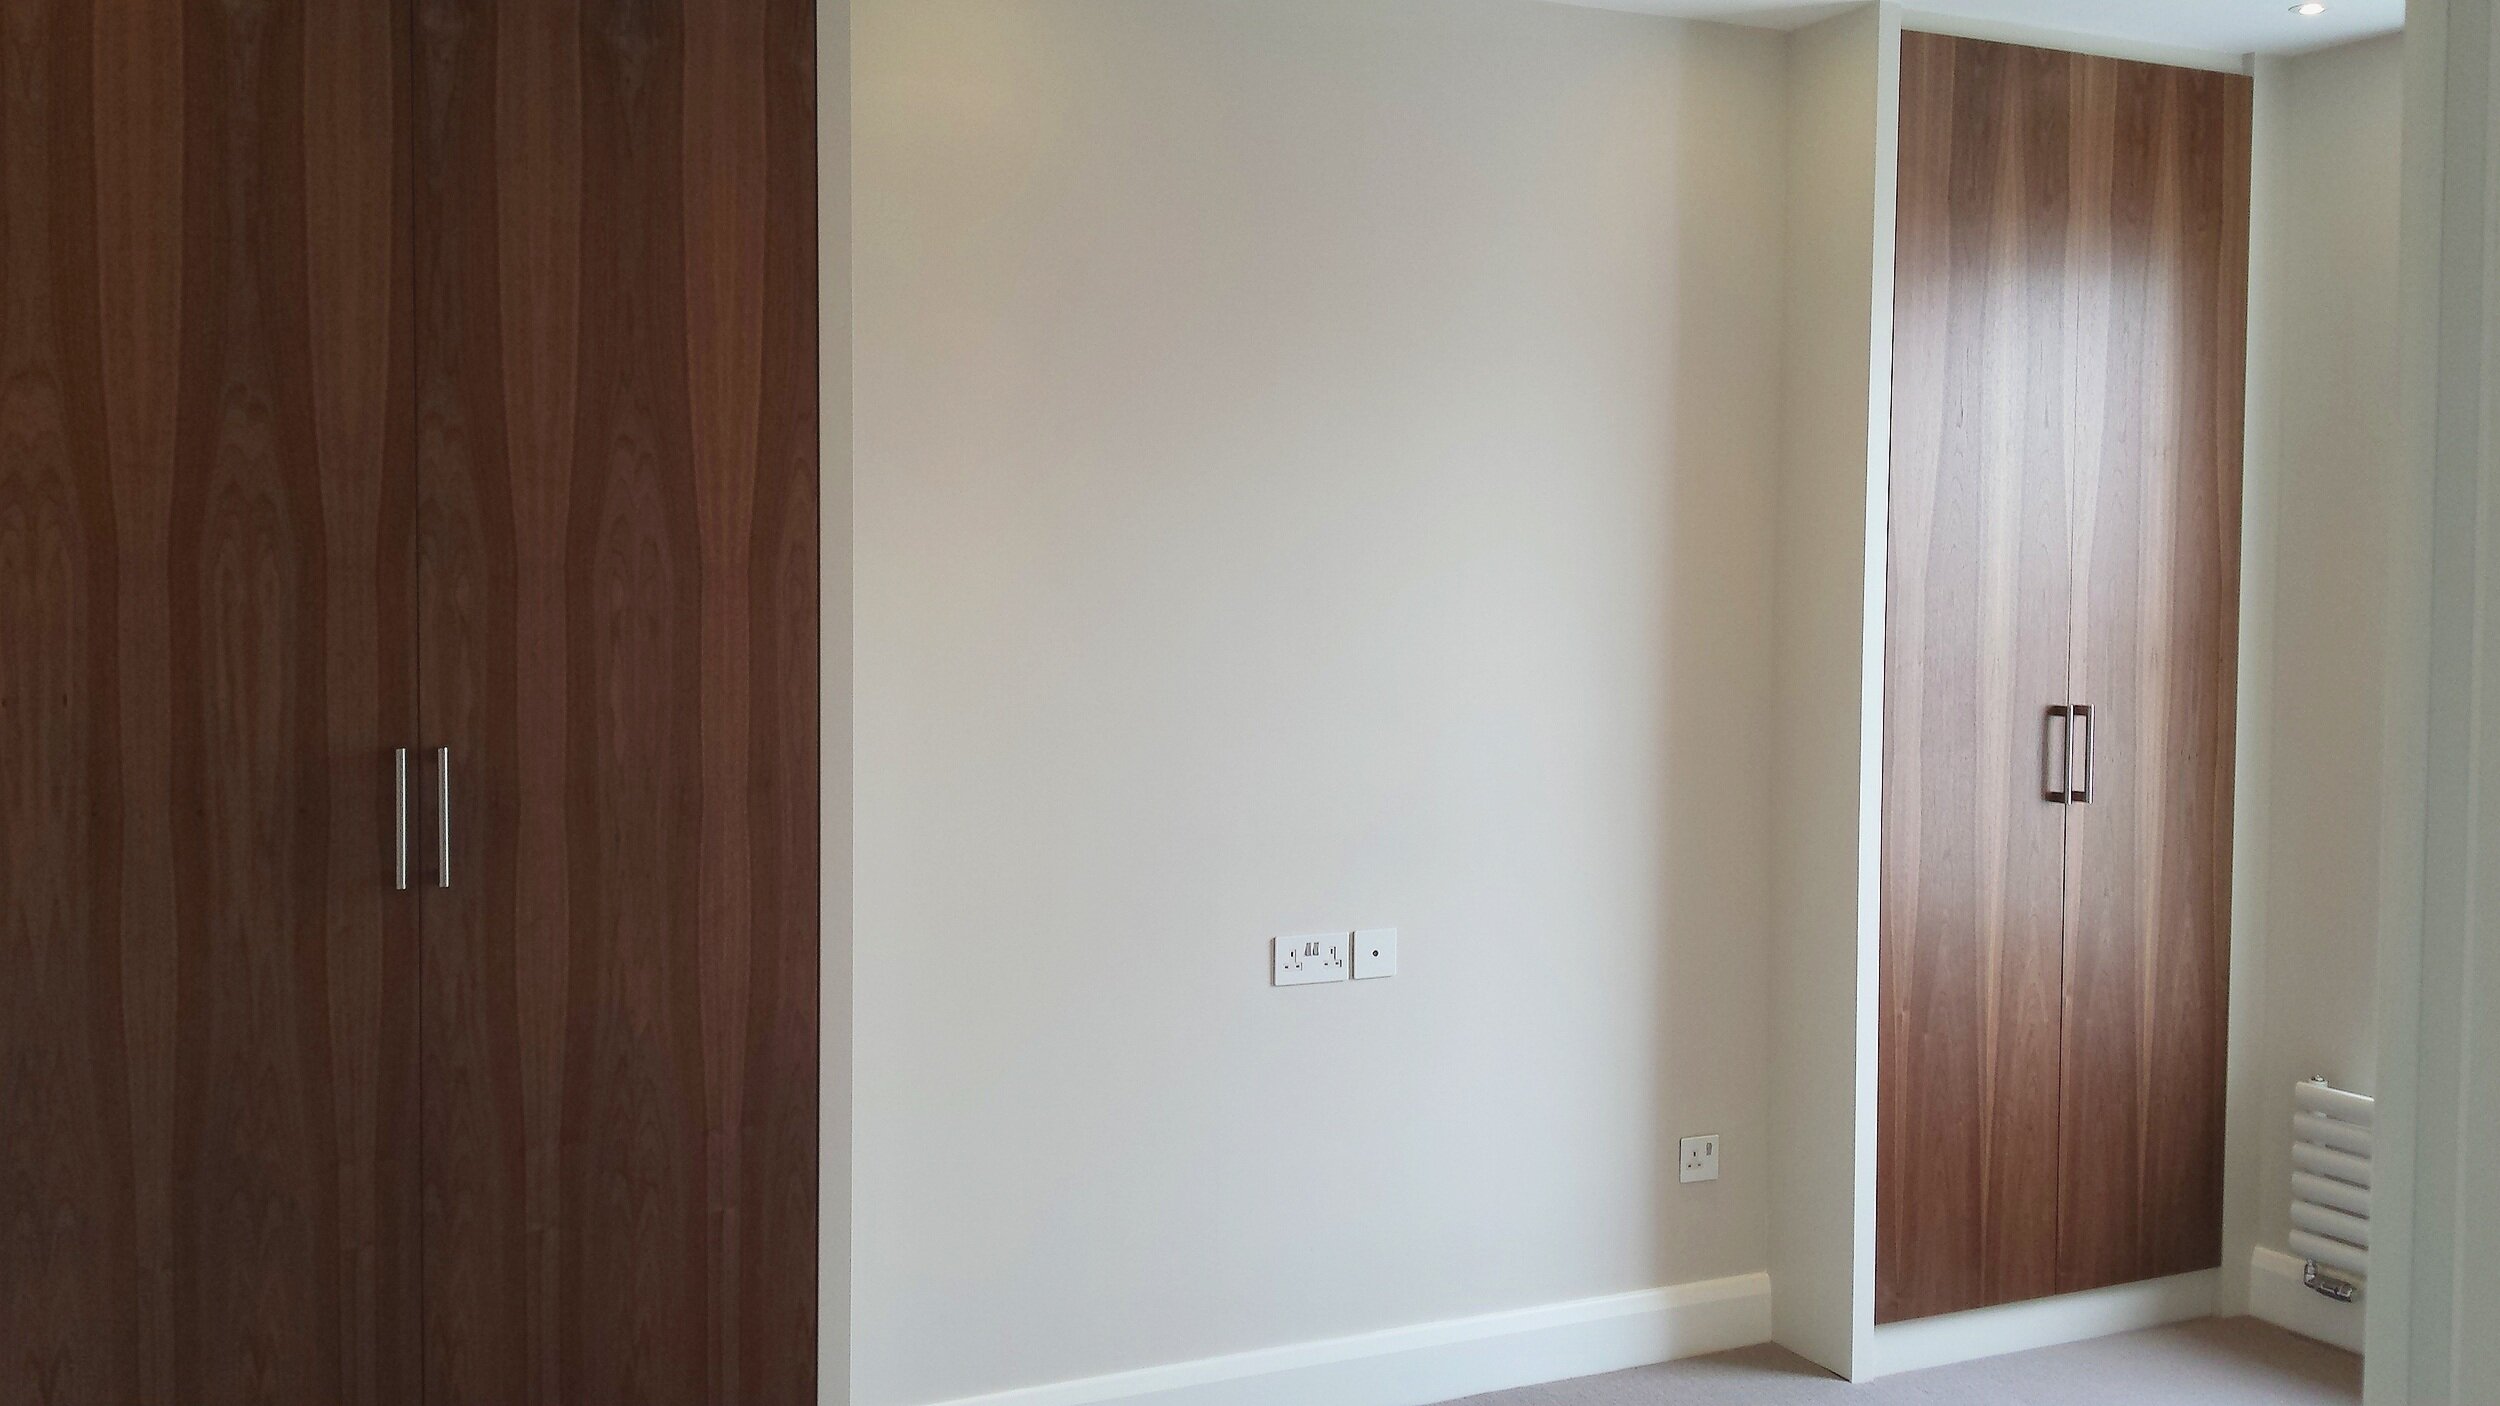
[2290,1078,2373,1301]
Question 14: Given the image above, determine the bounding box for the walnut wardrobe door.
[0,1,420,1403]
[2056,56,2249,1297]
[1877,31,2079,1325]
[411,1,820,1401]
[1880,32,2249,1323]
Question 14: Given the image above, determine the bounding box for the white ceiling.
[1551,0,2404,58]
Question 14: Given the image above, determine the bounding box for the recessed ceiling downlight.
[2291,2,2328,12]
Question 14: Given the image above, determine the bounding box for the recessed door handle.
[394,747,410,890]
[2045,705,2072,803]
[2071,705,2093,804]
[436,746,452,889]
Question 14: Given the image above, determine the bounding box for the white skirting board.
[911,1272,1774,1406]
[1863,1269,2219,1378]
[2247,1245,2365,1353]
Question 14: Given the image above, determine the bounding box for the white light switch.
[1352,928,1398,979]
[1272,933,1349,986]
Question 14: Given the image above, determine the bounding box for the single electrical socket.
[1680,1134,1720,1183]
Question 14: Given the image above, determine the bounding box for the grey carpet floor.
[1440,1318,2357,1405]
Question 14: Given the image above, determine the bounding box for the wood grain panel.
[2057,56,2249,1297]
[1880,32,2247,1322]
[413,0,818,1400]
[0,6,138,1397]
[0,1,418,1402]
[1878,30,2079,1325]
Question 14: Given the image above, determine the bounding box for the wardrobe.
[0,2,818,1402]
[1877,33,2249,1323]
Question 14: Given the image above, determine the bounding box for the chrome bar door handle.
[2045,705,2071,803]
[436,746,452,889]
[394,748,410,890]
[2071,705,2093,803]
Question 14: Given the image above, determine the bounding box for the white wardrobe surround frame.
[1767,0,1898,1382]
[1771,5,2292,1384]
[1864,1271,2219,1379]
[1896,9,2252,73]
[1836,10,2500,1399]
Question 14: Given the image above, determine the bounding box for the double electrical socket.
[1271,929,1398,986]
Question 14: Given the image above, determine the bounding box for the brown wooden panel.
[0,2,418,1402]
[412,0,819,1400]
[2057,56,2249,1297]
[1881,32,2247,1322]
[1877,30,2078,1325]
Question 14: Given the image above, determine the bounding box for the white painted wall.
[1766,1,1896,1382]
[2376,1,2500,1398]
[2230,33,2404,1326]
[851,3,1789,1402]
